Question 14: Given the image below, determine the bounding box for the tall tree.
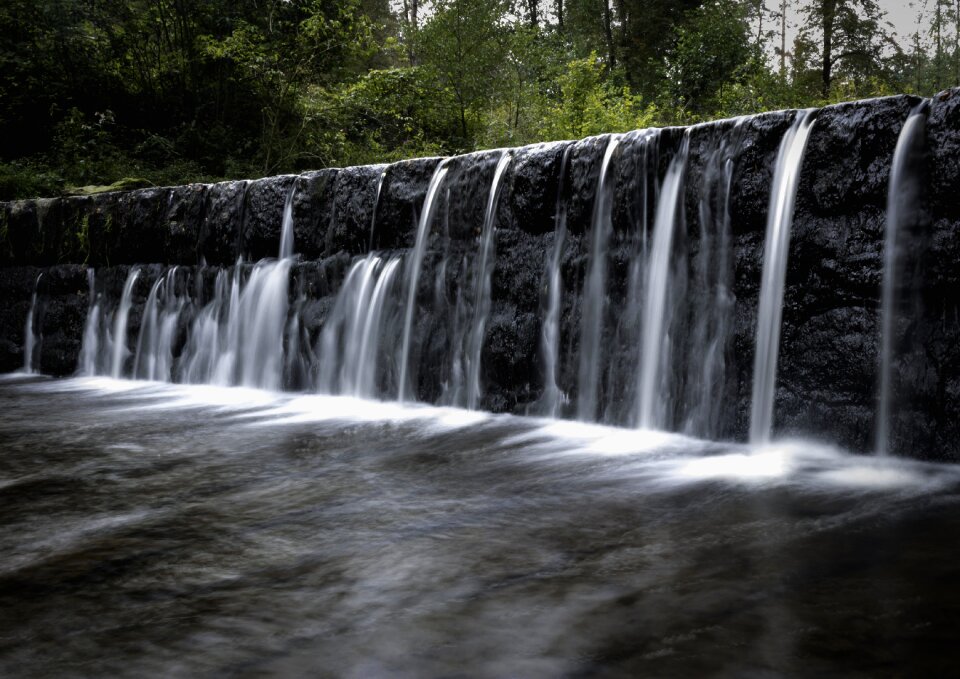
[798,0,891,96]
[417,0,508,142]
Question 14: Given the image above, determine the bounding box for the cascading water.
[636,133,690,430]
[876,101,930,456]
[682,121,742,438]
[370,167,388,250]
[279,183,296,260]
[577,135,621,422]
[399,160,450,402]
[133,268,183,382]
[110,268,141,379]
[58,95,951,462]
[318,254,403,398]
[465,151,512,410]
[537,146,573,418]
[22,274,41,373]
[78,269,100,376]
[749,109,817,444]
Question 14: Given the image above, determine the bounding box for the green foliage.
[541,55,659,139]
[0,160,62,201]
[0,0,945,199]
[665,0,756,114]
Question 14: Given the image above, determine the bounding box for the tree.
[665,0,755,113]
[797,0,893,97]
[416,0,509,143]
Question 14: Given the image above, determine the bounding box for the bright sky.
[781,0,935,47]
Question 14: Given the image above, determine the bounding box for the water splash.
[750,109,817,444]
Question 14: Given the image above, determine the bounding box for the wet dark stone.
[1,92,959,459]
[373,158,444,250]
[293,170,339,260]
[166,184,208,264]
[242,175,297,261]
[500,142,568,237]
[201,181,249,266]
[325,166,385,256]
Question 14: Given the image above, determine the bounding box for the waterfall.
[318,255,403,398]
[133,268,183,382]
[876,101,929,456]
[237,260,291,390]
[577,135,621,421]
[749,109,817,444]
[22,274,41,373]
[683,121,742,438]
[370,167,388,250]
[537,146,573,418]
[279,182,296,260]
[399,160,450,402]
[181,270,230,384]
[608,130,659,425]
[78,269,100,376]
[110,268,140,379]
[636,133,690,430]
[133,277,163,380]
[465,151,512,410]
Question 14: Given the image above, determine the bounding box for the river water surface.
[1,374,959,677]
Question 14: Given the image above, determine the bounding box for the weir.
[3,91,960,460]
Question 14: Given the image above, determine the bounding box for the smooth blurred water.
[1,374,959,677]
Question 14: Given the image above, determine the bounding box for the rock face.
[1,91,959,460]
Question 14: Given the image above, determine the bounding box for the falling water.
[465,151,512,410]
[180,270,231,384]
[237,260,292,390]
[399,160,450,402]
[22,274,41,373]
[318,255,403,398]
[537,146,573,418]
[876,101,929,456]
[110,269,141,379]
[749,109,817,444]
[78,269,100,376]
[133,268,183,382]
[279,182,296,260]
[370,167,388,250]
[134,278,164,380]
[577,135,621,421]
[682,121,742,438]
[636,133,690,430]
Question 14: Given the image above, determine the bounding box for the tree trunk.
[527,0,538,27]
[556,0,563,30]
[780,0,788,76]
[603,0,616,69]
[821,0,836,97]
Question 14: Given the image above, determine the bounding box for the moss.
[77,213,90,263]
[0,209,11,261]
[66,178,154,196]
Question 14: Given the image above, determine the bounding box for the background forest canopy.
[0,0,951,199]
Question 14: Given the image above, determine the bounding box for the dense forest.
[0,0,951,199]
